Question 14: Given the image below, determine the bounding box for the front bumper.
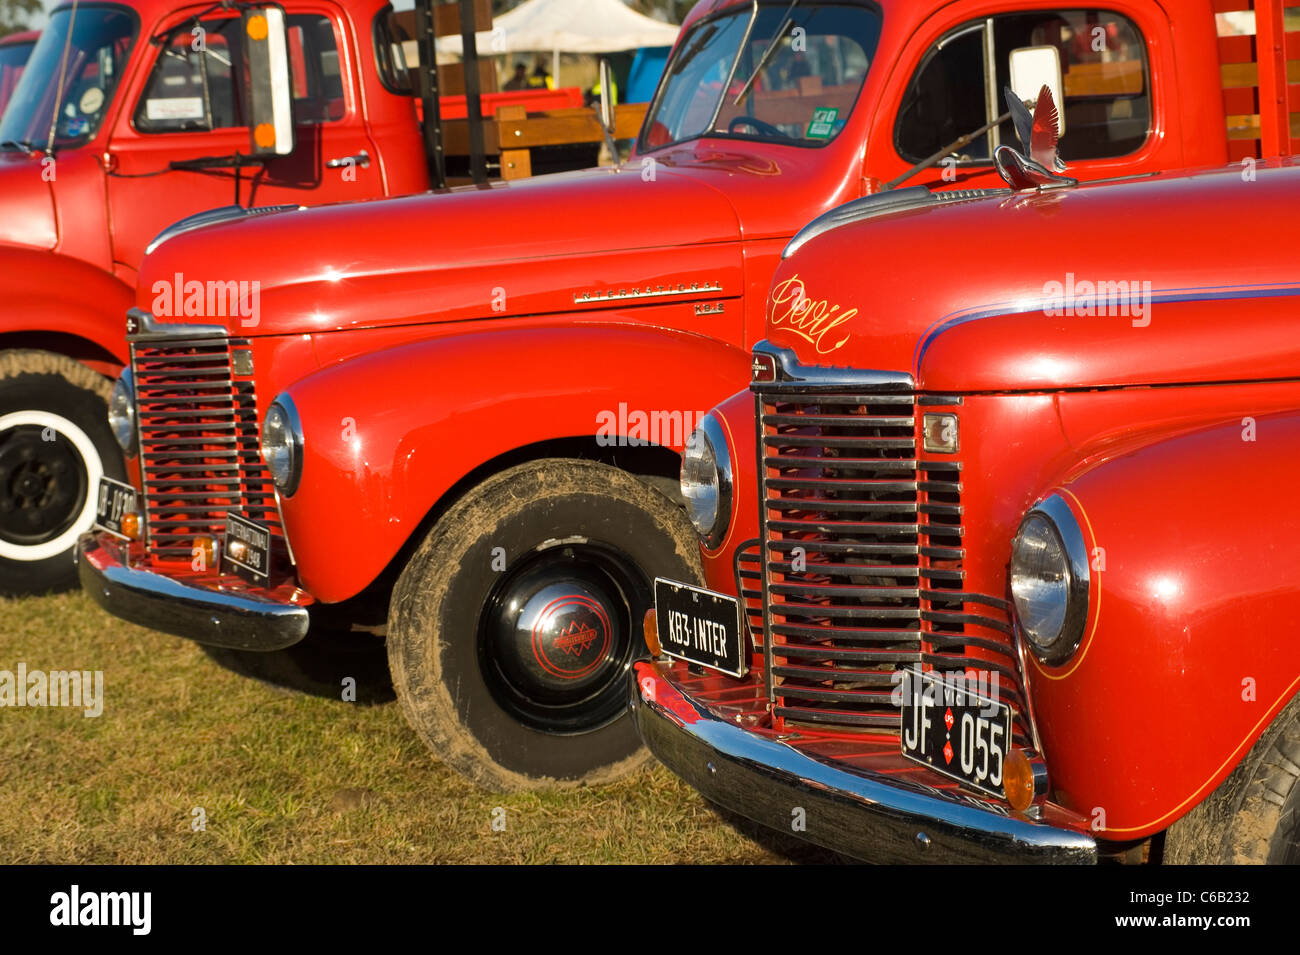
[76,532,311,651]
[631,660,1097,864]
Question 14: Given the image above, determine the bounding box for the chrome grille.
[754,351,1031,743]
[130,336,284,561]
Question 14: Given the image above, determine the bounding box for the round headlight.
[1010,495,1089,666]
[260,395,303,496]
[108,368,136,455]
[680,414,732,549]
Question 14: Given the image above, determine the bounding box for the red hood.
[138,161,748,337]
[766,161,1300,391]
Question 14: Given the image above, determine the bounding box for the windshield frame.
[636,0,882,155]
[0,2,140,154]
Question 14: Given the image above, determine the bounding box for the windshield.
[640,2,881,152]
[0,5,136,152]
[0,38,36,117]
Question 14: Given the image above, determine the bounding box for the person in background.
[528,57,554,90]
[503,62,529,91]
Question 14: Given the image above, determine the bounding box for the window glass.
[896,9,1150,165]
[135,13,345,133]
[374,5,413,94]
[642,2,881,151]
[0,7,136,149]
[994,11,1149,161]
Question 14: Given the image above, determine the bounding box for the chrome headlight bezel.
[680,413,733,550]
[1010,493,1090,666]
[108,367,137,456]
[260,394,304,497]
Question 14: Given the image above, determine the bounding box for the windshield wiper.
[732,0,801,107]
[0,140,40,156]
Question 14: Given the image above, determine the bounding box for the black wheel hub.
[0,424,88,547]
[480,542,651,734]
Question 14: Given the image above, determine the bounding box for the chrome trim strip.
[782,188,1009,260]
[631,662,1097,864]
[76,533,309,651]
[750,341,915,392]
[126,308,227,343]
[144,203,303,257]
[573,280,724,305]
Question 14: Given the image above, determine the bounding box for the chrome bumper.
[76,532,310,651]
[631,661,1097,864]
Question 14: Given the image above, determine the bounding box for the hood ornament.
[994,85,1077,191]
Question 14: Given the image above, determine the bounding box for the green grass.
[0,592,834,864]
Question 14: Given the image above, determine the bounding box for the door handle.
[326,150,370,169]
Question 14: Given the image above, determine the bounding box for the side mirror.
[241,6,296,157]
[598,58,615,134]
[1009,45,1065,135]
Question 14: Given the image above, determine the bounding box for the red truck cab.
[0,0,435,595]
[78,0,1280,792]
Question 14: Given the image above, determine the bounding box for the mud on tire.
[1164,692,1300,864]
[387,459,703,791]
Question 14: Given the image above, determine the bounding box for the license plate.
[654,578,746,677]
[899,667,1012,799]
[221,512,272,586]
[93,476,137,539]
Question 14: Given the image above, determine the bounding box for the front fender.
[1027,412,1300,840]
[0,247,132,364]
[280,323,752,602]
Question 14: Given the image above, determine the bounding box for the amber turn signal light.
[120,513,139,541]
[192,536,218,571]
[642,608,661,656]
[1003,748,1036,812]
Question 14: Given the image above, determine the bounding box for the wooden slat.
[393,0,492,40]
[1223,111,1300,139]
[1220,58,1300,87]
[1063,59,1144,97]
[437,60,498,96]
[494,103,648,148]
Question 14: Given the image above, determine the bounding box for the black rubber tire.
[387,459,703,791]
[1164,692,1300,864]
[0,351,123,597]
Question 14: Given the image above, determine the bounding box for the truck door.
[873,7,1160,191]
[106,3,383,271]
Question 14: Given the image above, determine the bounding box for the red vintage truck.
[0,30,37,116]
[636,151,1300,863]
[78,0,1292,791]
[0,0,600,595]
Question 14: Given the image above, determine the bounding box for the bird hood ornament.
[995,84,1078,191]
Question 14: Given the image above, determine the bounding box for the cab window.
[135,13,346,133]
[896,9,1150,165]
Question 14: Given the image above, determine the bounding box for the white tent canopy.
[438,0,681,69]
